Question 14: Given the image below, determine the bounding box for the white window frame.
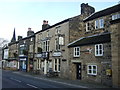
[87,65,97,75]
[95,19,104,29]
[46,31,49,37]
[42,40,50,52]
[24,40,26,43]
[74,47,80,57]
[43,41,46,52]
[58,59,61,72]
[99,19,104,28]
[54,59,61,72]
[56,26,61,34]
[59,36,64,45]
[48,61,52,69]
[37,59,40,70]
[86,22,91,32]
[29,45,33,52]
[95,44,103,56]
[30,38,33,41]
[112,13,120,20]
[55,38,60,51]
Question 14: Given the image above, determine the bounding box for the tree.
[0,38,9,48]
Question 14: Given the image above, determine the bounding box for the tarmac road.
[2,70,89,90]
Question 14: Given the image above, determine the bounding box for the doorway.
[76,63,82,80]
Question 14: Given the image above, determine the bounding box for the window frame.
[42,40,50,52]
[87,65,97,75]
[55,38,60,51]
[30,38,33,41]
[95,19,104,29]
[54,59,61,72]
[95,44,103,56]
[112,13,120,20]
[56,26,61,34]
[74,47,80,57]
[86,22,91,32]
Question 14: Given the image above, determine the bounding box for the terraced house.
[68,3,120,87]
[8,29,19,70]
[34,3,95,79]
[18,28,35,72]
[5,3,120,88]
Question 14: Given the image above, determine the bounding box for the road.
[1,70,88,89]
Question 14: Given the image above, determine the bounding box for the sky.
[0,0,120,42]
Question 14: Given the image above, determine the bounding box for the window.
[95,19,104,29]
[54,59,57,71]
[24,40,26,43]
[112,13,120,20]
[29,45,33,52]
[48,61,52,69]
[59,37,64,45]
[74,47,80,57]
[30,38,33,41]
[95,20,99,29]
[19,45,26,55]
[87,65,97,75]
[41,61,44,72]
[43,41,46,52]
[99,19,104,28]
[43,40,49,52]
[37,60,40,69]
[47,40,49,51]
[55,38,60,51]
[46,31,49,37]
[56,26,61,34]
[58,59,61,72]
[86,22,91,32]
[54,59,61,72]
[95,44,103,56]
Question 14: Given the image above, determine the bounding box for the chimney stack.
[27,28,34,36]
[81,3,95,15]
[28,27,31,31]
[18,36,22,41]
[43,20,48,25]
[42,20,50,30]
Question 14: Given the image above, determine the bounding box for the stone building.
[34,3,94,79]
[18,28,35,72]
[8,41,19,70]
[8,28,19,70]
[110,18,120,88]
[34,19,70,77]
[2,44,9,69]
[68,3,120,87]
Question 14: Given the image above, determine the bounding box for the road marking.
[13,71,87,88]
[26,84,38,88]
[10,78,21,83]
[34,77,87,88]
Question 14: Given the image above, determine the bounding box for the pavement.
[12,70,114,89]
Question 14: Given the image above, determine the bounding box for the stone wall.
[69,42,112,86]
[110,19,120,88]
[34,21,70,78]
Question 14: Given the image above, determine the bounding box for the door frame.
[76,63,82,80]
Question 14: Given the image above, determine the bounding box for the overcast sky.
[0,0,119,42]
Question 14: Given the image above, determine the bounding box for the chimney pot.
[28,27,31,31]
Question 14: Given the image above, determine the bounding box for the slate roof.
[110,18,120,24]
[84,4,120,22]
[20,34,35,41]
[35,18,69,34]
[68,32,111,47]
